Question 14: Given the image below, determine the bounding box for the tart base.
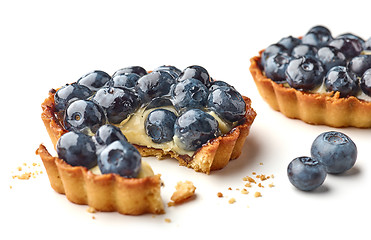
[250,53,371,128]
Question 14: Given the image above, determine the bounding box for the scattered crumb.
[254,192,262,198]
[92,216,96,220]
[252,172,256,175]
[259,162,263,165]
[169,181,196,206]
[217,192,224,198]
[258,183,264,188]
[165,218,171,223]
[268,183,275,188]
[11,162,44,181]
[241,189,249,194]
[86,206,97,213]
[244,182,252,188]
[9,185,12,189]
[228,187,232,190]
[228,198,236,204]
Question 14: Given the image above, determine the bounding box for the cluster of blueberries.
[287,131,357,191]
[54,65,247,177]
[261,25,371,98]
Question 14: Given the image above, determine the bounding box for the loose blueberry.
[285,56,325,91]
[291,44,317,58]
[316,46,347,72]
[287,156,327,191]
[94,124,127,151]
[178,65,212,87]
[54,83,93,112]
[360,68,371,96]
[112,66,147,77]
[174,109,219,151]
[207,86,246,123]
[324,66,359,98]
[98,140,141,178]
[171,78,209,113]
[77,70,111,92]
[56,131,97,169]
[347,55,371,80]
[261,43,288,69]
[92,87,140,124]
[264,52,292,82]
[64,99,106,134]
[328,37,363,60]
[277,36,301,52]
[153,65,182,79]
[145,109,177,143]
[311,131,357,174]
[105,73,140,89]
[302,25,333,47]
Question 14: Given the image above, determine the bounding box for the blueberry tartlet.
[37,65,256,215]
[250,26,371,128]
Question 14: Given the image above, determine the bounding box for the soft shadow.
[330,165,361,177]
[310,184,330,194]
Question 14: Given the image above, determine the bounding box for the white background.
[2,0,371,239]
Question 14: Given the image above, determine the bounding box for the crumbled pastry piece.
[217,192,224,198]
[228,198,236,204]
[169,181,196,205]
[254,192,262,198]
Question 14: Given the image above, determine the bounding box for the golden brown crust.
[250,54,371,128]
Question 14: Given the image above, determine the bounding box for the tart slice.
[38,65,256,215]
[250,26,371,128]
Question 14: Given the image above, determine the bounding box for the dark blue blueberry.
[261,43,288,69]
[153,65,182,79]
[64,99,106,134]
[287,156,327,191]
[54,83,93,112]
[56,131,97,169]
[347,55,371,80]
[361,68,371,96]
[328,37,363,60]
[92,87,140,124]
[311,131,357,174]
[77,70,111,92]
[98,140,141,178]
[277,36,301,52]
[177,65,212,87]
[207,86,246,123]
[364,37,371,50]
[291,44,317,58]
[105,73,140,89]
[171,78,209,113]
[145,109,177,143]
[208,80,234,92]
[316,46,347,72]
[135,71,175,104]
[174,109,219,151]
[302,25,333,47]
[324,66,359,98]
[112,66,147,77]
[337,33,365,47]
[285,56,325,91]
[264,52,292,82]
[94,124,127,152]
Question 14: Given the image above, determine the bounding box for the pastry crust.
[250,53,371,128]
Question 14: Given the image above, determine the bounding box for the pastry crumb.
[169,181,196,205]
[228,198,236,204]
[165,218,171,223]
[86,206,97,213]
[254,192,262,198]
[217,192,224,198]
[268,183,275,188]
[241,189,249,194]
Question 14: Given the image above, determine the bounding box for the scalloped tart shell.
[38,88,256,215]
[250,53,371,128]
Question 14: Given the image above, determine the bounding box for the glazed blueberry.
[302,25,333,47]
[287,156,327,191]
[178,65,212,87]
[328,37,363,60]
[56,131,97,169]
[316,46,347,72]
[337,33,365,46]
[92,87,140,124]
[77,70,111,92]
[285,56,325,91]
[207,86,246,123]
[98,140,141,178]
[94,124,127,149]
[291,44,317,58]
[135,71,175,104]
[105,73,140,89]
[360,69,371,96]
[153,65,182,79]
[64,99,106,134]
[208,80,234,92]
[171,78,209,113]
[324,66,359,98]
[347,55,371,80]
[311,131,357,174]
[112,66,147,77]
[277,36,301,52]
[54,83,93,112]
[264,52,292,82]
[261,43,288,69]
[145,109,177,143]
[364,37,371,50]
[174,109,219,151]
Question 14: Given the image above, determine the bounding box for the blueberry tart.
[37,65,256,215]
[250,26,371,128]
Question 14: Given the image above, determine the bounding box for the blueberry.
[56,131,97,169]
[92,87,140,124]
[145,109,177,143]
[287,156,327,191]
[77,70,111,92]
[98,140,141,178]
[208,80,234,92]
[112,66,147,77]
[178,65,212,87]
[324,66,359,98]
[291,44,317,58]
[277,36,301,52]
[302,25,333,47]
[135,71,175,104]
[207,86,246,123]
[105,73,140,89]
[311,131,357,174]
[264,52,292,82]
[64,99,106,134]
[261,43,288,69]
[153,65,182,79]
[337,33,365,47]
[94,124,127,151]
[174,109,219,151]
[285,56,325,91]
[347,55,371,80]
[316,46,347,72]
[329,37,363,60]
[364,37,371,50]
[360,68,371,96]
[54,83,93,112]
[171,78,209,113]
